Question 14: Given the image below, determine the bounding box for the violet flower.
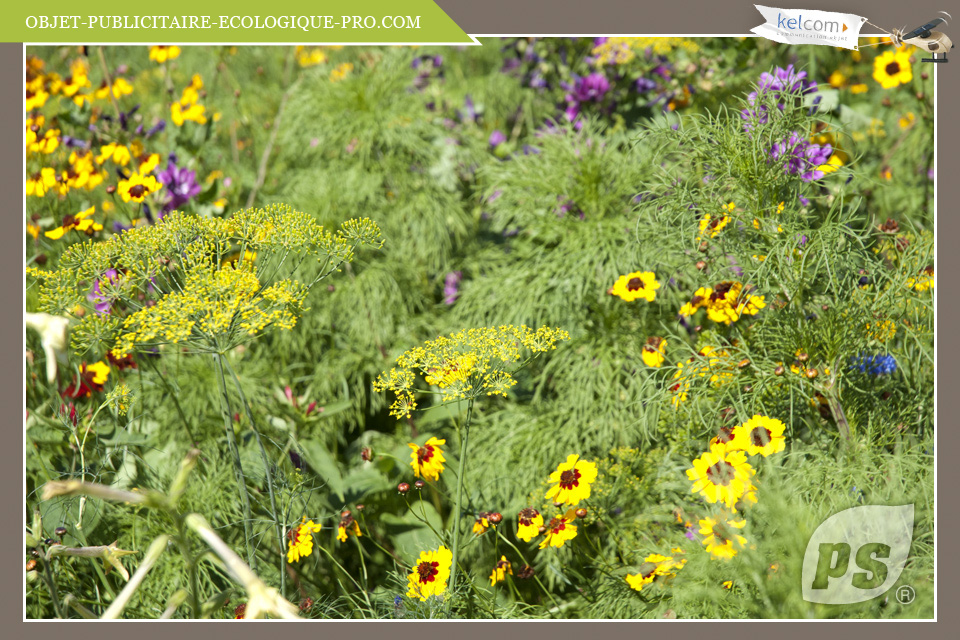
[156,154,202,214]
[443,271,462,305]
[769,132,832,182]
[489,130,506,148]
[87,268,119,315]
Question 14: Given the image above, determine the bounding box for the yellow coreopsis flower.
[149,46,181,63]
[625,553,685,592]
[699,516,747,560]
[473,514,491,535]
[641,337,667,368]
[489,556,512,585]
[45,207,103,240]
[286,518,322,563]
[336,512,362,543]
[330,62,354,82]
[686,442,755,510]
[539,509,578,549]
[171,101,207,126]
[406,545,452,601]
[409,436,446,481]
[609,271,660,302]
[873,49,913,89]
[118,173,162,203]
[96,143,132,166]
[26,168,57,197]
[730,415,786,457]
[545,454,598,506]
[516,507,543,542]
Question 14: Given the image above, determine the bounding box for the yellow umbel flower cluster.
[591,38,699,66]
[28,206,383,357]
[374,325,571,419]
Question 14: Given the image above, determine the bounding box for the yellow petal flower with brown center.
[408,436,446,481]
[609,271,660,302]
[406,545,452,601]
[686,443,755,510]
[545,454,598,506]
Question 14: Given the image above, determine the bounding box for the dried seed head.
[738,358,750,369]
[360,447,373,462]
[26,560,37,572]
[356,504,365,512]
[517,565,535,579]
[55,527,67,538]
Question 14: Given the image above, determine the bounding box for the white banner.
[752,5,866,50]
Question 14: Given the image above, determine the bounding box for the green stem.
[448,399,473,613]
[220,356,285,596]
[144,357,198,447]
[212,353,256,571]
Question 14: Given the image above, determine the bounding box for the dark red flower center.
[61,214,77,228]
[885,61,900,76]
[706,459,735,486]
[287,527,301,544]
[547,517,566,534]
[128,184,147,199]
[417,444,435,465]
[715,426,735,444]
[559,468,581,490]
[750,427,772,448]
[417,560,440,583]
[626,277,644,291]
[518,508,539,526]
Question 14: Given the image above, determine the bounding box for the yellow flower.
[722,580,733,589]
[899,112,916,129]
[473,514,491,535]
[171,102,207,126]
[679,286,712,317]
[118,173,162,203]
[296,46,327,67]
[96,143,131,166]
[686,443,756,510]
[907,266,934,292]
[545,454,598,506]
[626,553,685,591]
[149,46,181,63]
[406,545,452,601]
[819,153,844,174]
[286,518,322,563]
[517,508,543,542]
[609,271,660,302]
[330,62,354,82]
[45,207,102,240]
[26,168,57,197]
[828,70,846,88]
[409,436,446,481]
[699,516,747,560]
[873,49,913,89]
[538,509,578,549]
[85,361,110,385]
[850,83,869,94]
[730,415,786,457]
[136,153,160,175]
[489,556,512,585]
[641,337,667,368]
[336,513,362,543]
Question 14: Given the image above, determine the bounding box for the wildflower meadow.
[25,38,934,619]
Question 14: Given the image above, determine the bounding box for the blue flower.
[851,353,897,375]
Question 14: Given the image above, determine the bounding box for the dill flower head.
[686,442,756,510]
[374,325,570,420]
[699,515,747,560]
[730,415,786,457]
[545,454,598,506]
[609,271,660,302]
[538,509,578,549]
[406,545,452,601]
[408,436,446,481]
[286,518,322,564]
[28,206,382,358]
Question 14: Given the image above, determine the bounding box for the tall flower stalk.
[29,204,383,586]
[375,325,570,609]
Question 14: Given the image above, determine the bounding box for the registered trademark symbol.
[895,585,915,605]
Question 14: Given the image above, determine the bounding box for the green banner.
[12,0,474,43]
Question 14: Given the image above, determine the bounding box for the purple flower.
[459,95,477,124]
[157,155,202,214]
[769,132,832,182]
[489,130,506,148]
[568,72,610,105]
[87,268,119,315]
[443,271,462,305]
[144,120,166,139]
[635,77,658,93]
[742,65,819,130]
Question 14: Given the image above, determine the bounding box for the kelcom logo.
[801,505,914,604]
[777,12,849,33]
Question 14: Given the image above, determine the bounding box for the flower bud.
[774,365,785,376]
[414,479,425,490]
[26,560,37,572]
[805,368,818,380]
[695,260,707,271]
[738,358,750,369]
[341,510,351,519]
[397,482,410,494]
[105,185,117,195]
[538,525,547,534]
[360,447,373,462]
[488,512,503,524]
[575,508,587,519]
[55,527,67,538]
[517,565,535,579]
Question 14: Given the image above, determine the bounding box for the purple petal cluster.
[770,132,832,182]
[156,153,202,214]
